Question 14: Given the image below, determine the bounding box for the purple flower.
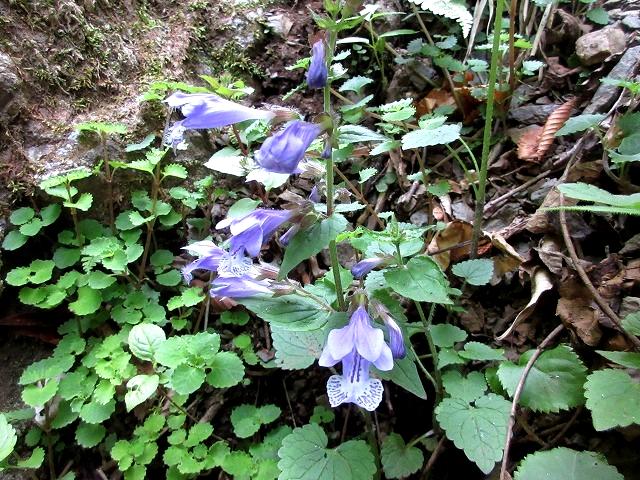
[255,121,322,174]
[307,40,328,89]
[279,224,299,246]
[370,301,406,360]
[181,240,272,299]
[165,92,275,129]
[217,209,294,257]
[351,257,386,279]
[319,305,393,411]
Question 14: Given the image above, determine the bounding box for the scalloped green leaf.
[585,369,640,431]
[515,447,623,480]
[381,433,424,479]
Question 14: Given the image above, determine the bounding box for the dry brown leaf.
[497,268,554,341]
[415,88,456,117]
[517,126,543,161]
[556,297,602,346]
[427,220,474,270]
[536,98,577,161]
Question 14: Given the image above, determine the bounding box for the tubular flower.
[306,39,328,89]
[351,257,387,279]
[255,121,322,174]
[181,240,271,299]
[217,208,295,257]
[319,305,393,411]
[370,301,406,359]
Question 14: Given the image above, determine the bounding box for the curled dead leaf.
[557,279,603,346]
[517,126,543,162]
[536,98,577,161]
[497,268,554,341]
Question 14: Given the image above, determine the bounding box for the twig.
[333,164,385,229]
[500,324,564,480]
[282,377,297,427]
[544,405,583,449]
[421,435,446,480]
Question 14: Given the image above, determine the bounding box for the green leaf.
[79,399,116,424]
[16,447,44,469]
[429,324,468,348]
[75,422,106,448]
[623,312,640,336]
[451,259,494,286]
[586,7,609,24]
[22,379,59,407]
[408,0,473,37]
[278,424,376,480]
[279,214,348,279]
[125,374,159,411]
[239,296,335,331]
[231,404,281,438]
[497,345,587,412]
[2,230,28,250]
[156,270,182,286]
[338,125,389,144]
[19,218,43,236]
[64,192,93,212]
[86,271,116,289]
[339,76,374,95]
[154,336,188,368]
[555,114,605,136]
[69,286,102,315]
[222,451,255,477]
[384,256,452,304]
[128,323,166,361]
[435,394,511,474]
[125,133,156,152]
[597,350,640,369]
[150,249,174,268]
[401,124,461,149]
[442,371,487,403]
[515,447,623,480]
[271,326,324,370]
[227,198,261,219]
[585,369,640,431]
[375,355,427,399]
[53,248,81,269]
[20,355,75,384]
[558,183,640,208]
[220,310,250,326]
[459,342,505,361]
[206,352,245,388]
[171,365,205,395]
[40,203,62,226]
[76,121,127,135]
[10,207,35,225]
[381,433,424,479]
[162,164,188,179]
[0,414,17,462]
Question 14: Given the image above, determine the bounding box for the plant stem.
[470,0,505,258]
[101,133,115,234]
[415,302,442,405]
[138,162,161,282]
[323,27,346,311]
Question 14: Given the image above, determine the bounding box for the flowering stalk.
[322,28,346,311]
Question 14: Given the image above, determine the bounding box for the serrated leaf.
[10,207,35,225]
[279,214,348,279]
[385,256,452,304]
[586,7,609,24]
[338,125,389,144]
[125,375,159,411]
[75,422,106,448]
[375,355,427,399]
[125,133,156,152]
[16,447,44,469]
[79,399,115,424]
[231,404,281,438]
[497,345,587,412]
[622,312,640,336]
[22,379,59,407]
[430,324,468,348]
[442,371,487,403]
[585,369,640,431]
[0,414,17,462]
[2,230,28,250]
[150,249,174,267]
[381,433,424,479]
[558,183,640,208]
[128,323,166,361]
[278,424,376,480]
[86,271,116,289]
[171,365,205,395]
[408,0,473,37]
[64,193,93,212]
[436,393,511,474]
[555,114,605,136]
[20,355,75,384]
[339,76,374,95]
[156,270,182,286]
[401,123,461,149]
[69,286,102,316]
[163,163,188,179]
[515,447,623,480]
[239,296,334,331]
[271,326,324,370]
[597,350,640,369]
[459,342,505,361]
[451,259,494,285]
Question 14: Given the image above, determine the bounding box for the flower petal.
[210,275,271,298]
[351,306,385,362]
[372,343,394,371]
[325,325,355,361]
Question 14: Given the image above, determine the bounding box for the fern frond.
[408,0,473,38]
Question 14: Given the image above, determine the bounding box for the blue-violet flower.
[217,208,294,257]
[319,305,393,411]
[351,257,387,279]
[306,39,328,89]
[255,120,322,174]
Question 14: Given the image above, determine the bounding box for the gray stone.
[575,27,626,66]
[0,52,23,124]
[508,103,559,124]
[584,45,640,114]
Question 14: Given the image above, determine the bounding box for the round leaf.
[128,324,166,361]
[515,447,623,480]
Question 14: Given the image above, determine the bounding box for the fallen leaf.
[536,98,577,161]
[556,297,602,346]
[497,268,554,341]
[517,126,543,161]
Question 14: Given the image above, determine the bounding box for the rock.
[584,45,640,114]
[508,103,559,124]
[575,27,626,66]
[0,52,23,124]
